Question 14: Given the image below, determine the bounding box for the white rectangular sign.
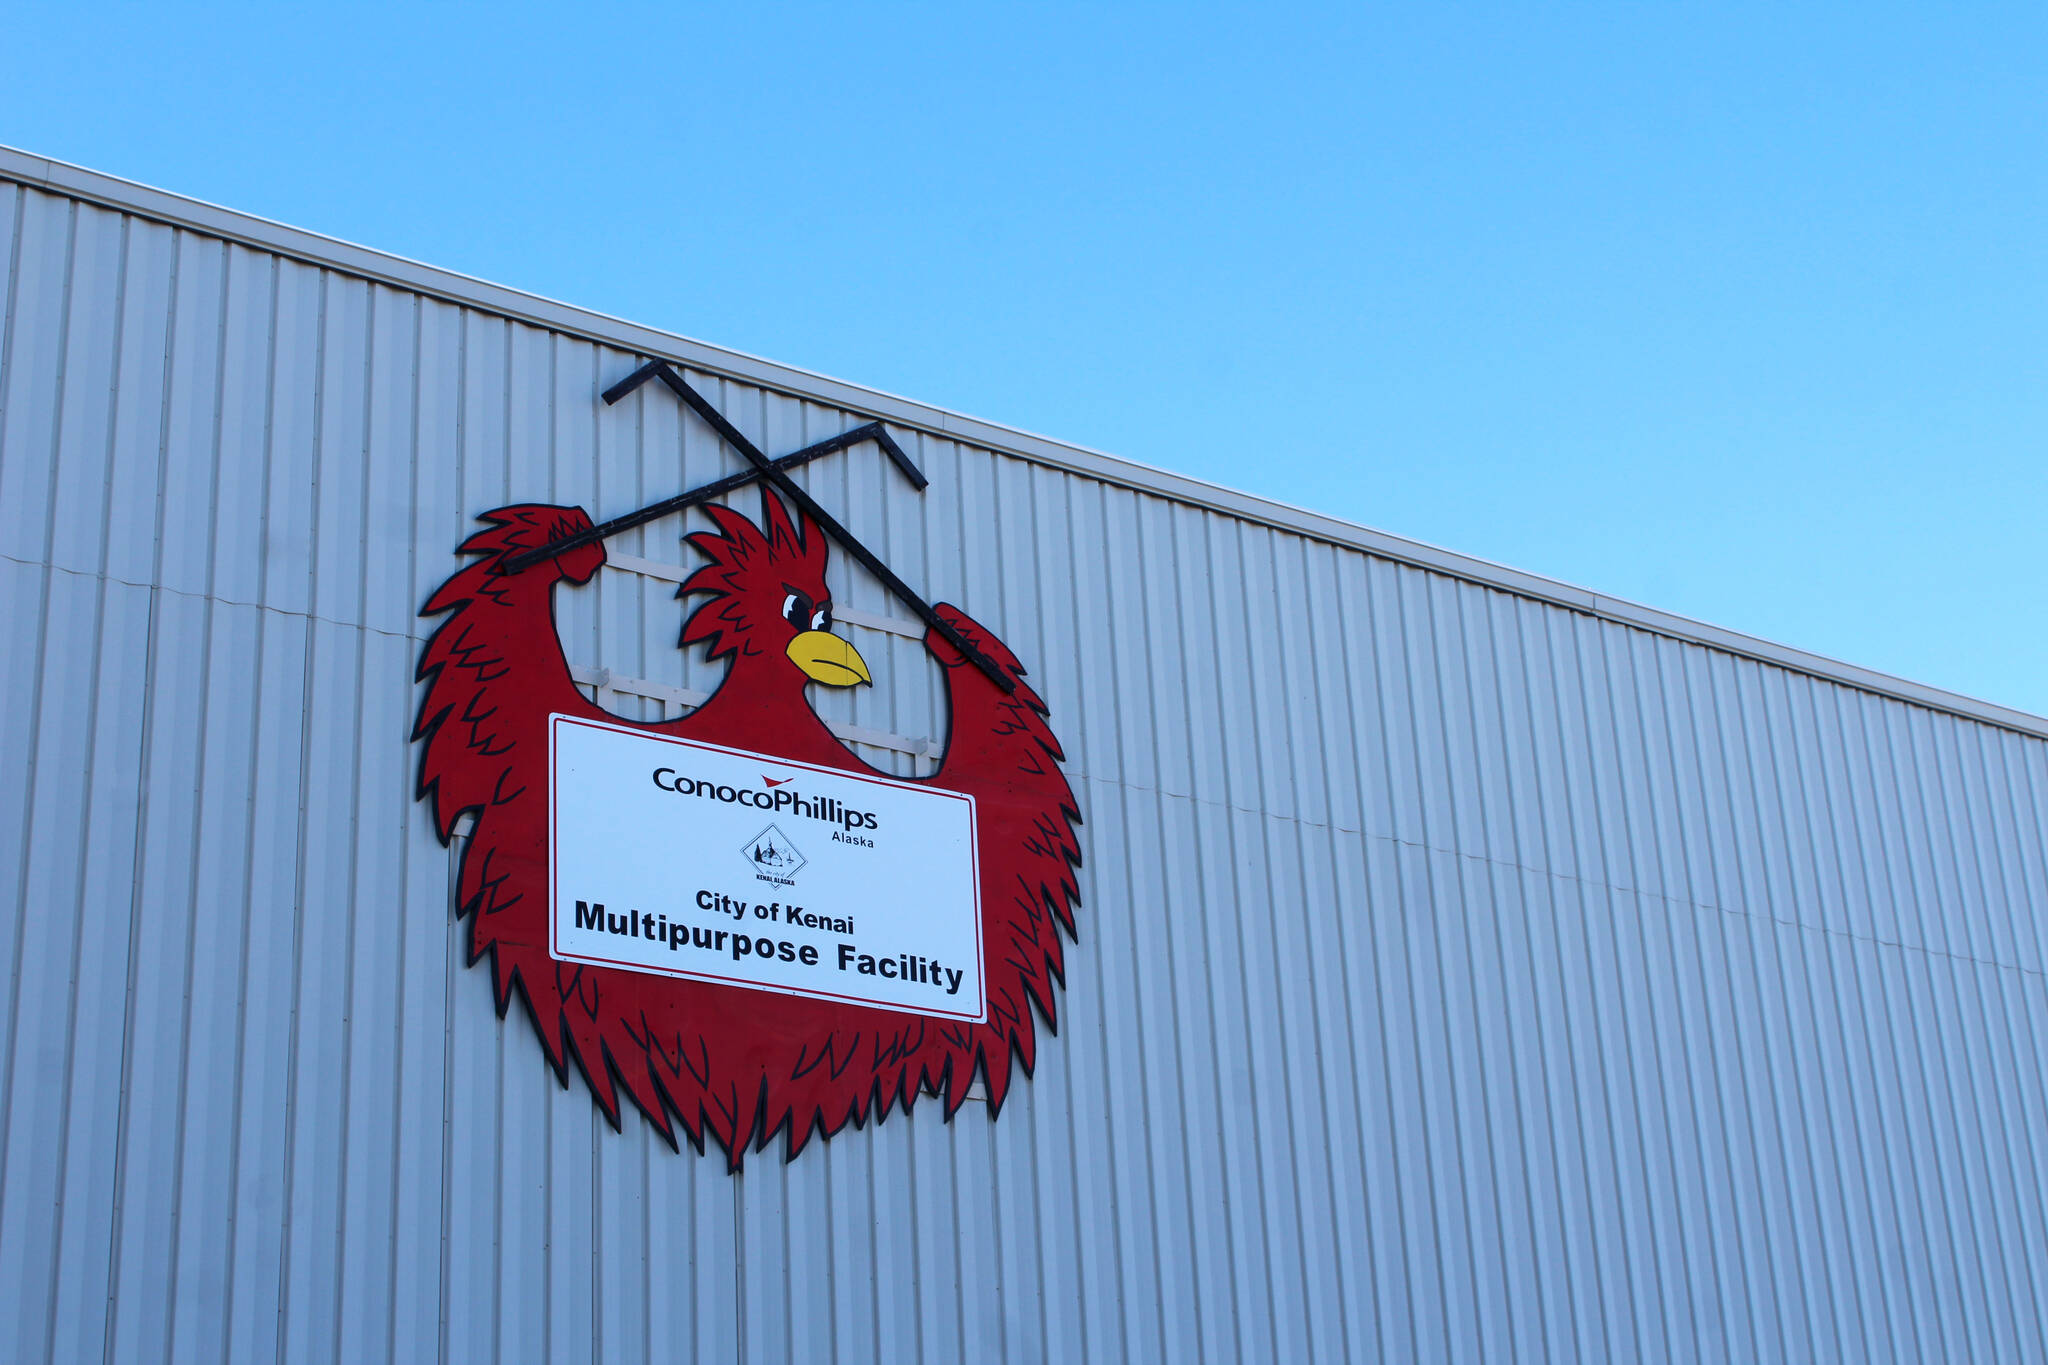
[548,714,984,1021]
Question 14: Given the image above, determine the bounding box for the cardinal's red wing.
[412,505,614,840]
[923,604,1084,1111]
[413,504,671,1128]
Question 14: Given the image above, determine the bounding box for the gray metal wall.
[5,168,2048,1365]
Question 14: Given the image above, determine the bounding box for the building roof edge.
[6,143,2041,740]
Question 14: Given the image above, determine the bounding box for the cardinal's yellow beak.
[786,630,872,687]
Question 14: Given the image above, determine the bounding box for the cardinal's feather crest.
[678,492,829,659]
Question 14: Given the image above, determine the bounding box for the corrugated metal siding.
[3,178,2048,1364]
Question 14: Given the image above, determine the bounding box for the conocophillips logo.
[649,767,880,833]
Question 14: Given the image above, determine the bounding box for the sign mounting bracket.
[502,359,1013,692]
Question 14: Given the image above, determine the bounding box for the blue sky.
[6,3,2044,714]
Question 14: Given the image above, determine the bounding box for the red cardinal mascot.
[413,493,1082,1166]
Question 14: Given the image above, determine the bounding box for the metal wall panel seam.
[211,244,283,1364]
[1569,613,1665,1362]
[1559,611,1651,1360]
[270,264,333,1365]
[228,608,310,1363]
[1513,613,1602,1356]
[1739,668,1839,1357]
[2003,743,2048,1337]
[0,189,61,565]
[1248,761,1326,1356]
[19,210,95,1359]
[1182,510,1271,1362]
[166,605,254,1362]
[1223,520,1316,1361]
[1546,619,1618,1360]
[1781,673,1882,1357]
[83,560,150,1365]
[384,293,453,1363]
[46,206,121,576]
[1278,815,1357,1355]
[44,576,151,1365]
[1475,593,1575,1362]
[1803,682,1917,1363]
[1,541,1842,813]
[11,203,106,1344]
[0,550,441,641]
[1851,695,1957,1365]
[1164,792,1239,1364]
[5,566,93,1361]
[98,218,187,1365]
[1585,630,1682,1362]
[1456,581,1552,1363]
[1752,660,1846,1358]
[1908,716,2023,1365]
[1160,499,1251,1363]
[1924,720,2041,1357]
[1959,731,2048,1340]
[168,226,246,1365]
[1100,506,1178,1362]
[439,835,467,1365]
[1871,702,1982,1360]
[1296,542,1380,1363]
[1408,576,1506,1363]
[1981,734,2048,974]
[7,579,2031,954]
[389,288,450,1365]
[542,332,591,1365]
[2,561,2036,964]
[1363,566,1449,1360]
[1901,707,2007,1365]
[1685,642,1803,1357]
[1629,632,1726,1362]
[1147,500,1227,1364]
[1030,489,1123,1365]
[1082,779,1151,1364]
[437,309,492,1365]
[0,187,67,1365]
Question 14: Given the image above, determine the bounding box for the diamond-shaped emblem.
[741,824,807,879]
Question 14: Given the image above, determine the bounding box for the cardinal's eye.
[811,603,832,632]
[782,591,812,629]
